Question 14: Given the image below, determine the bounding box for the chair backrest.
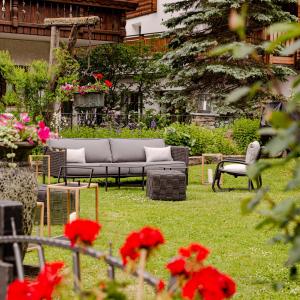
[245,141,261,164]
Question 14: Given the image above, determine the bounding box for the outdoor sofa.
[43,138,189,188]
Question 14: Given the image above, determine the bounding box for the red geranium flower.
[64,219,101,246]
[120,226,164,265]
[182,266,236,300]
[179,243,210,262]
[156,279,165,293]
[139,226,165,249]
[104,80,113,88]
[120,231,141,265]
[166,257,188,276]
[31,262,64,300]
[6,262,64,300]
[6,279,32,300]
[93,73,104,80]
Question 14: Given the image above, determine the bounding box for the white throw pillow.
[67,148,86,163]
[144,146,173,162]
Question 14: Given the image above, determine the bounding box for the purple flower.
[150,120,157,129]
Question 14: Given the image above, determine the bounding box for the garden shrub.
[61,127,164,139]
[232,118,260,152]
[61,123,239,156]
[164,123,239,155]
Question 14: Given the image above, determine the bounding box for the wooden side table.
[201,153,223,185]
[46,182,99,237]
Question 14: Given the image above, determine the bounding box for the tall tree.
[162,0,297,116]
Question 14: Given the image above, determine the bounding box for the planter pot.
[74,92,105,108]
[0,142,38,255]
[0,141,36,163]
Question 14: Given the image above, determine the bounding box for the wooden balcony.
[125,33,169,52]
[0,0,138,42]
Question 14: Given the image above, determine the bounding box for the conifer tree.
[162,0,297,116]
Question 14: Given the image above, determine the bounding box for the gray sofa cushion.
[66,163,130,176]
[113,161,186,174]
[110,138,165,162]
[48,138,112,163]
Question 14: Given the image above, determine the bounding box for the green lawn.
[25,160,300,299]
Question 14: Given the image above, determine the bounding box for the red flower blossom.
[179,243,210,262]
[139,226,165,249]
[31,262,64,300]
[6,280,32,300]
[181,266,236,300]
[64,219,101,246]
[166,257,187,276]
[156,279,165,293]
[37,121,51,144]
[120,227,164,265]
[6,262,64,300]
[104,80,113,88]
[120,231,141,265]
[93,73,104,80]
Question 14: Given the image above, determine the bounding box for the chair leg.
[212,169,220,192]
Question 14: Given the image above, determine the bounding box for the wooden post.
[12,0,18,27]
[49,26,60,67]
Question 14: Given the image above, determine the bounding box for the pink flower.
[38,127,50,144]
[38,121,46,129]
[27,137,34,145]
[0,113,13,120]
[0,119,7,126]
[61,83,74,91]
[38,121,50,143]
[20,113,30,123]
[14,122,25,131]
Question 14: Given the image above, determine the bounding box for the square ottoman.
[146,170,186,201]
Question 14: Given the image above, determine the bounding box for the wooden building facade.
[0,0,137,43]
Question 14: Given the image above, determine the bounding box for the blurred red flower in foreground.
[120,226,164,265]
[6,262,64,300]
[179,243,210,262]
[64,219,101,246]
[182,266,236,300]
[165,243,236,300]
[93,73,104,80]
[104,80,113,88]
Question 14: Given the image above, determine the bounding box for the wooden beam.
[44,16,99,27]
[46,0,138,11]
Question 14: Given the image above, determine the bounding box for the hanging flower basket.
[73,92,105,108]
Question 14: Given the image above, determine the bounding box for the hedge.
[61,124,239,156]
[232,118,260,152]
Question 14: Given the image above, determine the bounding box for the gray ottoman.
[146,170,186,201]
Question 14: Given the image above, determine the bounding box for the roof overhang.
[48,0,138,11]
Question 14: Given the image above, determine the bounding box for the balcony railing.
[0,0,136,41]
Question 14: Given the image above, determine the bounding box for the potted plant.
[61,73,113,108]
[0,112,52,243]
[0,113,52,166]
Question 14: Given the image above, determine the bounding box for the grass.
[25,160,300,299]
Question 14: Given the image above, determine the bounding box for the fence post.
[0,200,23,299]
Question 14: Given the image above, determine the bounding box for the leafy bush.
[164,123,239,155]
[61,127,164,139]
[232,118,260,152]
[61,123,239,156]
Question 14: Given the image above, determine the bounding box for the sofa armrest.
[43,147,67,179]
[170,146,189,166]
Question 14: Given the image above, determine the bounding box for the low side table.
[46,182,99,237]
[201,153,223,185]
[146,170,186,201]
